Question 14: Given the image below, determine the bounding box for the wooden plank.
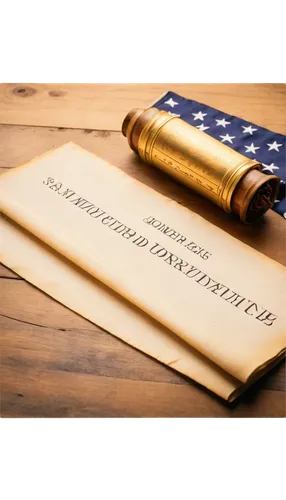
[0,279,91,330]
[0,124,127,171]
[0,265,20,279]
[1,363,284,417]
[1,84,286,133]
[0,279,284,398]
[0,313,189,388]
[1,124,285,266]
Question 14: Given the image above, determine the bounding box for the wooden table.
[0,83,285,417]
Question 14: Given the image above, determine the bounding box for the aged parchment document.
[0,143,285,400]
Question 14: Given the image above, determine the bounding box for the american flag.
[153,91,286,218]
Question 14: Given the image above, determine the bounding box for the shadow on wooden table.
[122,153,286,266]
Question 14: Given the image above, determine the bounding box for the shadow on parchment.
[122,151,285,265]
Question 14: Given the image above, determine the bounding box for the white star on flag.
[164,98,179,108]
[244,143,260,154]
[267,141,283,152]
[192,111,207,121]
[262,163,279,173]
[153,92,286,218]
[216,118,231,128]
[242,125,257,135]
[196,124,209,131]
[220,133,235,144]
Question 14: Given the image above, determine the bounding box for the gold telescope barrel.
[122,107,280,223]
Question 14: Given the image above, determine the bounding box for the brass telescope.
[122,107,280,223]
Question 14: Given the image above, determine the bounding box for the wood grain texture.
[1,124,285,266]
[1,308,285,418]
[1,83,286,133]
[0,264,19,279]
[0,84,285,417]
